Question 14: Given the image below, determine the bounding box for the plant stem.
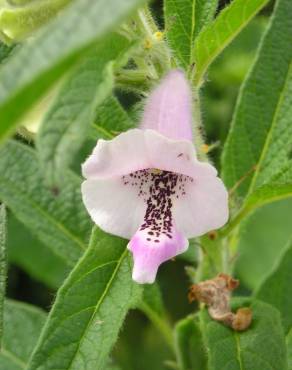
[139,301,175,352]
[219,205,252,239]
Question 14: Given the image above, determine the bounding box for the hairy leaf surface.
[222,0,292,211]
[0,300,46,370]
[193,0,269,86]
[0,140,91,265]
[201,299,287,370]
[92,95,135,140]
[164,0,218,68]
[27,227,142,370]
[37,34,131,185]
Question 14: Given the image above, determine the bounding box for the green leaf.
[0,299,46,370]
[174,315,207,370]
[235,198,292,291]
[27,227,142,370]
[105,364,121,370]
[222,0,292,206]
[0,205,6,345]
[255,240,292,334]
[0,140,92,265]
[0,42,14,63]
[192,0,269,86]
[7,213,67,289]
[92,95,135,140]
[164,0,218,69]
[287,329,292,370]
[0,0,145,143]
[37,33,131,185]
[138,283,173,351]
[201,298,287,370]
[0,0,72,43]
[194,0,218,36]
[243,165,292,213]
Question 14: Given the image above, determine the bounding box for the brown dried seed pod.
[231,307,253,331]
[189,274,252,331]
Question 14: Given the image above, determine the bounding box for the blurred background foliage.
[4,0,289,369]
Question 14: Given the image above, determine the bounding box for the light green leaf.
[0,140,92,265]
[192,0,269,86]
[164,0,218,69]
[287,329,292,370]
[0,0,72,43]
[222,0,292,203]
[92,95,135,140]
[201,299,287,370]
[0,300,46,370]
[7,213,67,289]
[164,0,196,69]
[0,205,6,345]
[37,34,131,185]
[174,315,207,370]
[194,0,218,36]
[27,227,142,370]
[0,0,145,143]
[255,240,292,334]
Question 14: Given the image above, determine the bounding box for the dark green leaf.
[164,0,196,69]
[0,42,14,64]
[192,0,269,86]
[287,329,292,370]
[138,283,173,350]
[164,0,218,69]
[0,0,145,143]
[256,240,292,334]
[37,34,132,185]
[201,299,287,370]
[0,140,92,265]
[0,300,46,370]
[27,227,142,370]
[222,0,292,207]
[7,213,67,289]
[92,95,135,140]
[174,315,207,370]
[0,205,6,345]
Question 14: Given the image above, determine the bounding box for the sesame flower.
[81,70,228,284]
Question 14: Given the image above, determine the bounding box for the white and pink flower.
[81,70,228,284]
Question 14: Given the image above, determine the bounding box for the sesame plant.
[0,0,291,369]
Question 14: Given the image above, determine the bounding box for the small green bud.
[0,0,72,44]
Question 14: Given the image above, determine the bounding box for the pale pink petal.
[81,178,146,238]
[128,222,188,284]
[173,174,229,238]
[82,129,150,179]
[82,128,214,180]
[144,130,216,178]
[140,69,193,141]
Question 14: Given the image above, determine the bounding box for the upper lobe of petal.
[140,69,193,142]
[82,128,214,180]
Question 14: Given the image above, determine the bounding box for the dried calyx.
[189,273,252,331]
